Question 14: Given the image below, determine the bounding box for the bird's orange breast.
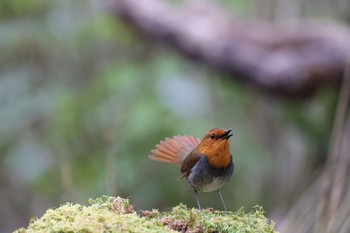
[197,139,231,168]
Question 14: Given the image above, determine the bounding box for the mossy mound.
[15,195,277,233]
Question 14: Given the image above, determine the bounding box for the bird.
[149,128,234,211]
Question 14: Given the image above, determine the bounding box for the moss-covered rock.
[15,196,277,233]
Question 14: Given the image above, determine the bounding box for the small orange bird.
[149,128,234,210]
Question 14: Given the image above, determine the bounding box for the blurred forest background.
[1,0,350,232]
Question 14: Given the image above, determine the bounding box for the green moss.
[15,196,277,233]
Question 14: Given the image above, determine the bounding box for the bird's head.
[197,128,233,168]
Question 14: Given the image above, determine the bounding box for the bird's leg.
[194,190,202,210]
[217,189,227,211]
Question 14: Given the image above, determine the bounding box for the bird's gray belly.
[189,176,228,192]
[187,156,234,192]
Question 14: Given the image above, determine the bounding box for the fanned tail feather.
[149,135,201,165]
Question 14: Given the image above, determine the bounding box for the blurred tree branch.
[110,0,350,97]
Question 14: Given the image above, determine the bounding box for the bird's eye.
[210,134,215,139]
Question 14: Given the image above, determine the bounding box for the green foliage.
[15,196,277,233]
[0,0,47,18]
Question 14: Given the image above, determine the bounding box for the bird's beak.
[219,128,233,139]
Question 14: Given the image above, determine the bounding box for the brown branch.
[109,0,350,97]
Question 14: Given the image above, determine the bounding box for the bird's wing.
[179,148,201,179]
[149,135,201,165]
